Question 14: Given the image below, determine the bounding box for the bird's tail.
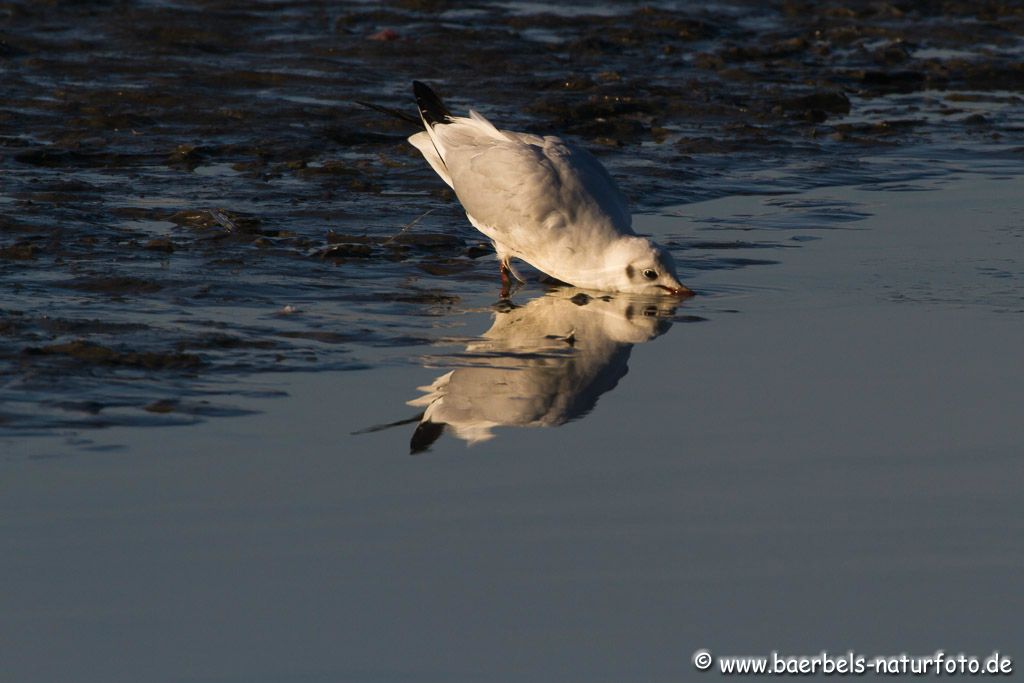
[413,81,453,128]
[409,81,454,188]
[410,420,445,454]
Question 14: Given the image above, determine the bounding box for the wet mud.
[2,0,1023,434]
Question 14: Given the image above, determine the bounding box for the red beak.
[657,284,695,297]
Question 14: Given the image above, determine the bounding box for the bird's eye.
[642,269,657,280]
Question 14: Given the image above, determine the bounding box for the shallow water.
[4,173,1022,682]
[2,1,1024,681]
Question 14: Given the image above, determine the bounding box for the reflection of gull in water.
[407,289,675,453]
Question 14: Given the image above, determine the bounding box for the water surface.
[2,1,1023,681]
[4,173,1022,682]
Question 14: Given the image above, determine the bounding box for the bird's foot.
[500,263,509,293]
[499,260,525,299]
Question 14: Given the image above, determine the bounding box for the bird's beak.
[657,282,695,297]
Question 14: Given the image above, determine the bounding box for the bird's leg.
[499,261,512,299]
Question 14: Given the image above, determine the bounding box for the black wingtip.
[412,81,453,127]
[410,419,445,454]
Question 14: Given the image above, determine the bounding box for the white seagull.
[408,81,693,297]
[407,288,674,452]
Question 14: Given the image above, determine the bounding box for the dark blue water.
[2,2,1023,680]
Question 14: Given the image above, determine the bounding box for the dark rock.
[66,276,163,295]
[0,242,39,259]
[145,237,175,252]
[145,399,177,413]
[25,340,202,369]
[320,243,374,259]
[781,92,851,115]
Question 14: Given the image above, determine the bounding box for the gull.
[407,288,675,452]
[408,81,693,297]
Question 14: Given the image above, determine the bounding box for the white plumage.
[408,81,692,296]
[408,288,673,450]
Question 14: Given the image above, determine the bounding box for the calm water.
[4,172,1022,682]
[2,1,1024,681]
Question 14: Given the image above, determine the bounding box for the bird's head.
[606,236,693,296]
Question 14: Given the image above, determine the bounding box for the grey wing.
[446,136,633,253]
[538,137,632,231]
